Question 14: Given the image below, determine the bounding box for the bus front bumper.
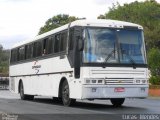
[81,85,148,99]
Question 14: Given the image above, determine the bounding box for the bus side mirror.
[74,35,83,79]
[77,36,84,51]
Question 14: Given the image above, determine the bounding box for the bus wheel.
[52,97,62,103]
[20,82,26,100]
[19,82,34,100]
[110,98,125,107]
[62,80,75,106]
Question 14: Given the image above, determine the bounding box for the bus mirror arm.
[77,36,84,51]
[66,22,71,55]
[74,36,82,79]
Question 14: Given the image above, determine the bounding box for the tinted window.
[33,41,42,57]
[46,37,54,54]
[43,38,47,55]
[26,44,33,59]
[18,46,25,61]
[60,32,67,52]
[54,34,60,53]
[11,49,18,62]
[69,28,74,50]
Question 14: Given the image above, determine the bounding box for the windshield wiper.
[122,52,136,69]
[105,49,137,69]
[104,49,116,63]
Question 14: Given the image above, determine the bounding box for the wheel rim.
[20,84,24,98]
[62,84,69,104]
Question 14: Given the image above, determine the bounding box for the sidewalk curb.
[148,96,160,100]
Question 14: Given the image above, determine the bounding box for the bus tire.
[19,82,34,100]
[110,98,125,107]
[61,80,76,106]
[52,97,62,103]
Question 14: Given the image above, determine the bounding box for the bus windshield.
[83,28,146,65]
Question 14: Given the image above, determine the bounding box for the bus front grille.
[90,69,146,79]
[105,78,134,85]
[91,69,145,75]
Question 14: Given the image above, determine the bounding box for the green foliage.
[98,1,160,84]
[149,76,160,85]
[97,14,106,19]
[148,48,160,75]
[38,14,78,35]
[99,0,160,49]
[149,84,160,89]
[0,44,9,75]
[148,48,160,85]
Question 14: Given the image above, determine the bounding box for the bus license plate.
[114,87,125,92]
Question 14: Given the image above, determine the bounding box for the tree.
[97,14,106,19]
[0,44,3,62]
[0,44,3,51]
[98,0,160,84]
[0,44,9,75]
[148,48,160,84]
[98,0,160,49]
[38,14,79,35]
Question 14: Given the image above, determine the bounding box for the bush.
[149,84,160,89]
[149,76,160,85]
[148,48,160,85]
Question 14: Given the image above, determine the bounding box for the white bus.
[10,19,149,106]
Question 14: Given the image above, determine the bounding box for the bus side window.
[26,44,33,59]
[69,28,74,50]
[54,34,60,53]
[43,38,48,55]
[11,50,14,63]
[46,36,54,54]
[60,31,67,52]
[33,41,43,57]
[18,46,25,61]
[11,49,18,63]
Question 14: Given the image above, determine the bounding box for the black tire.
[110,98,125,107]
[19,82,34,100]
[61,80,76,106]
[26,95,34,100]
[52,97,62,103]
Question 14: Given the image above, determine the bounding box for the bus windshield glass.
[83,28,146,64]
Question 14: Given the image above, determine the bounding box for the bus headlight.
[136,80,141,83]
[85,79,104,84]
[86,80,90,84]
[135,79,147,84]
[98,80,103,84]
[142,80,146,84]
[92,80,96,83]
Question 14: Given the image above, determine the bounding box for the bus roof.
[12,19,143,49]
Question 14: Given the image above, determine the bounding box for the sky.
[0,0,159,49]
